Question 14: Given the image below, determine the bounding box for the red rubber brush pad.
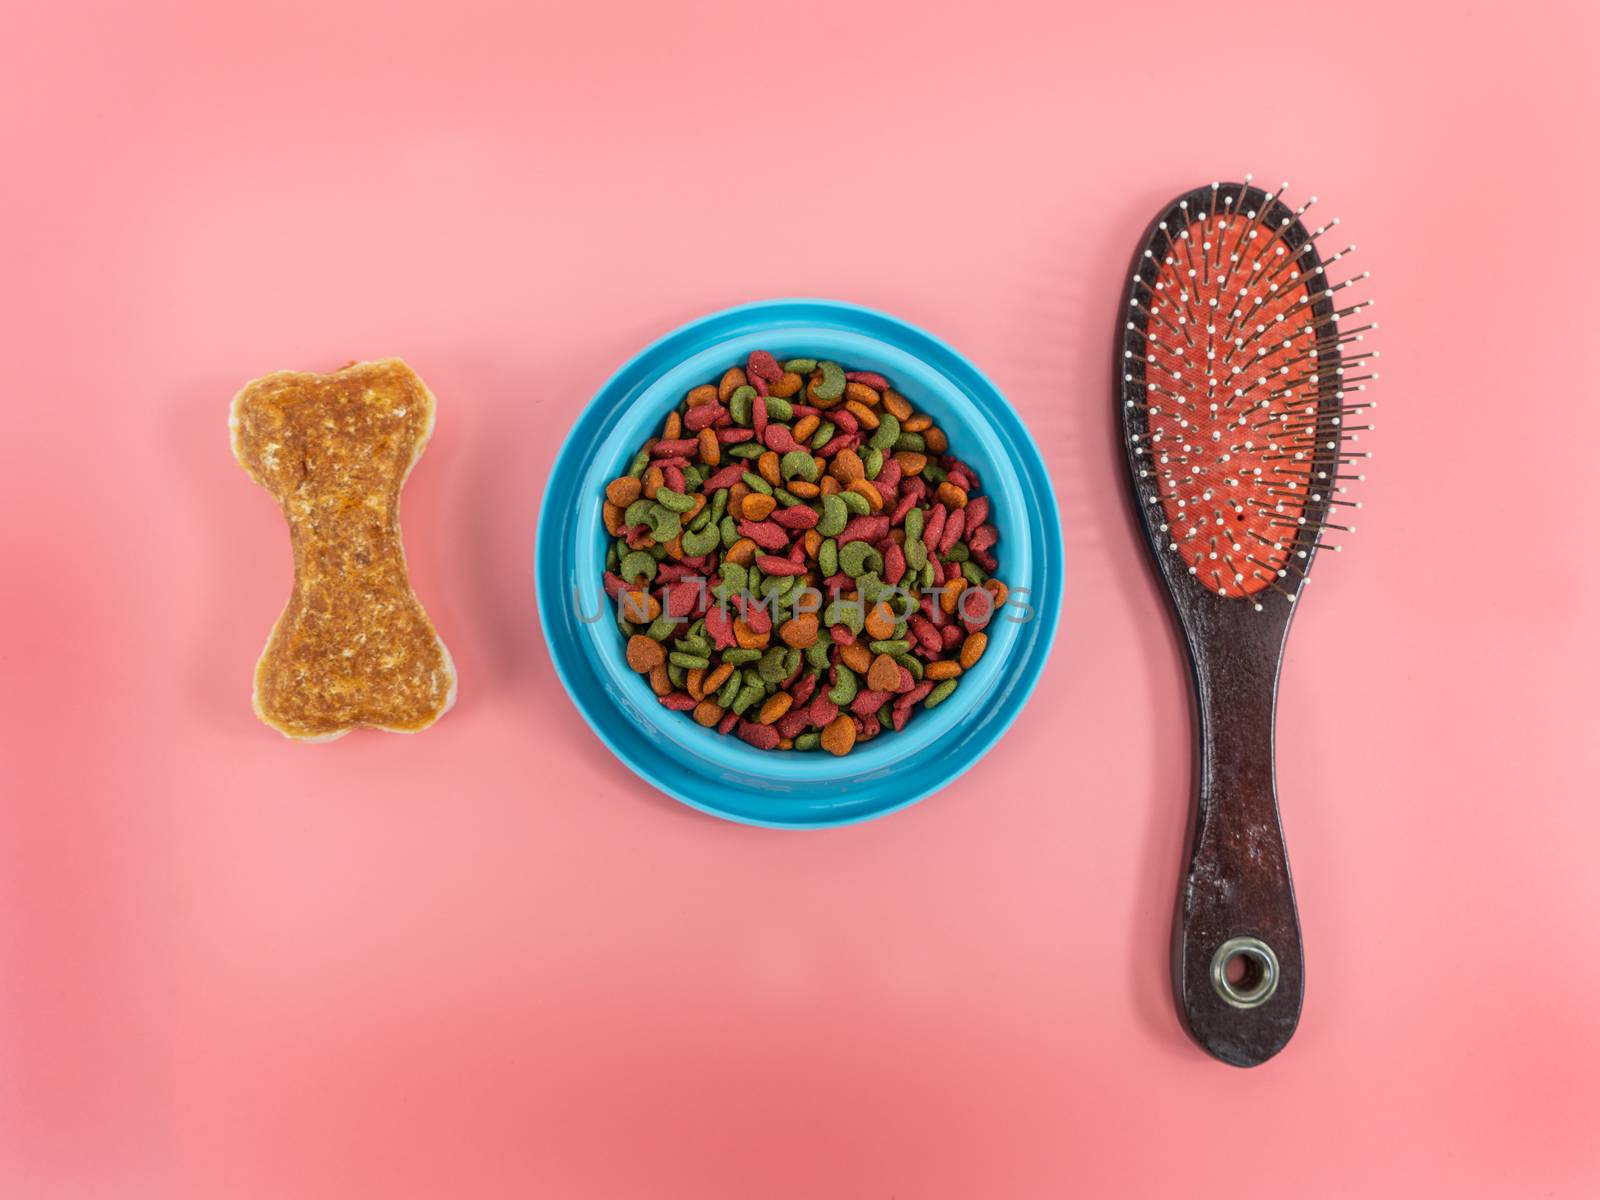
[1142,209,1320,598]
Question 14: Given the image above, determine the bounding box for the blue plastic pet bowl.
[535,299,1062,828]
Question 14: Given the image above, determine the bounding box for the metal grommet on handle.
[1210,936,1280,1009]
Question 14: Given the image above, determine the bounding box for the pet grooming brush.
[1117,177,1376,1066]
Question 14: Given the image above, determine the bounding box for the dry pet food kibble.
[600,352,1003,756]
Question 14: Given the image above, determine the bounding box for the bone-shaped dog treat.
[230,359,456,740]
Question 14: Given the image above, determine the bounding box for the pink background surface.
[4,1,1598,1195]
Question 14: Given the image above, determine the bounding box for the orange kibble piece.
[742,492,777,521]
[844,399,880,429]
[847,479,884,511]
[984,578,1009,610]
[940,578,965,615]
[642,464,664,498]
[663,411,682,440]
[960,631,988,670]
[902,413,932,433]
[626,635,665,673]
[757,451,782,487]
[693,699,723,727]
[687,384,720,407]
[863,601,896,641]
[686,667,706,699]
[926,659,962,681]
[726,538,758,567]
[802,529,822,559]
[820,714,857,756]
[780,613,820,648]
[787,479,820,498]
[831,448,865,483]
[602,500,624,536]
[867,653,901,692]
[893,451,928,476]
[648,664,672,696]
[770,371,804,398]
[936,481,968,509]
[618,589,660,624]
[819,476,841,496]
[606,476,642,506]
[698,426,721,466]
[718,367,747,402]
[758,693,793,725]
[844,381,881,408]
[924,426,948,454]
[703,662,734,695]
[793,414,820,443]
[733,619,769,649]
[882,390,913,421]
[839,642,872,674]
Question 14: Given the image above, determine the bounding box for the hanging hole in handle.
[1210,936,1279,1009]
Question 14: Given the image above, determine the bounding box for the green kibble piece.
[720,515,739,548]
[824,597,864,633]
[794,732,821,751]
[624,498,653,527]
[757,648,788,682]
[810,421,836,450]
[805,639,832,670]
[905,537,928,571]
[817,494,848,536]
[781,450,818,482]
[904,507,924,542]
[925,679,958,709]
[840,489,871,516]
[920,560,936,588]
[818,537,838,577]
[711,489,728,522]
[863,447,883,479]
[923,463,947,484]
[877,705,893,730]
[729,385,757,424]
[606,544,619,572]
[741,471,772,495]
[683,525,718,560]
[813,361,846,401]
[720,562,747,592]
[783,646,801,676]
[869,412,901,451]
[655,487,696,513]
[894,431,926,453]
[627,449,651,476]
[838,540,880,578]
[729,442,764,459]
[962,561,988,585]
[687,504,713,532]
[669,652,710,670]
[828,664,858,705]
[647,507,681,541]
[646,615,678,641]
[717,672,742,707]
[648,542,668,561]
[723,648,762,665]
[778,488,808,507]
[869,639,910,656]
[857,572,886,604]
[620,550,656,582]
[668,662,686,688]
[764,396,793,422]
[732,681,763,716]
[895,653,923,681]
[783,358,817,374]
[944,542,970,562]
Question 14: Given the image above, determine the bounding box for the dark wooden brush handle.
[1174,622,1304,1068]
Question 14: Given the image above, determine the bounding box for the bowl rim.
[534,298,1063,828]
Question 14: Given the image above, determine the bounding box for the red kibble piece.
[664,580,700,618]
[968,523,998,554]
[664,465,686,494]
[939,507,966,555]
[910,614,942,653]
[685,403,726,432]
[829,624,855,645]
[704,464,746,489]
[753,396,768,441]
[883,540,907,584]
[844,370,890,390]
[837,514,889,545]
[791,673,818,707]
[737,519,788,550]
[747,350,783,383]
[831,408,859,434]
[717,427,755,443]
[717,710,740,734]
[808,695,839,727]
[763,424,801,453]
[923,503,947,553]
[942,624,963,649]
[705,605,735,648]
[771,504,819,530]
[850,689,890,717]
[737,720,780,749]
[757,555,805,576]
[660,692,696,712]
[964,495,989,528]
[652,438,697,455]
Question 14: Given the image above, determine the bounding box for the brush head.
[1121,178,1375,611]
